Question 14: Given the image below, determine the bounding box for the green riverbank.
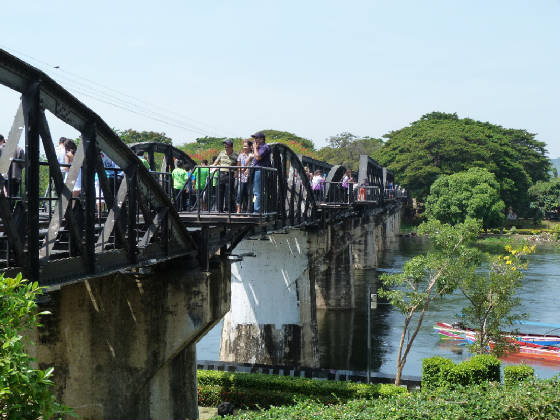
[198,365,560,420]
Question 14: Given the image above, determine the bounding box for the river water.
[197,236,560,379]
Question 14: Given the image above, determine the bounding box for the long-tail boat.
[463,331,560,362]
[434,322,560,347]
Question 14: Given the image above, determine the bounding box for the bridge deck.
[178,211,277,225]
[0,47,407,285]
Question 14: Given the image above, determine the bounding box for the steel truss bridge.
[0,48,406,287]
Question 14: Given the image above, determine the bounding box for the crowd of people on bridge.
[171,131,273,214]
[0,128,405,217]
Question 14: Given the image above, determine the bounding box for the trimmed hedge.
[422,356,454,389]
[504,364,535,387]
[197,370,406,408]
[470,354,501,382]
[445,359,489,387]
[198,384,303,408]
[423,355,501,388]
[228,377,560,419]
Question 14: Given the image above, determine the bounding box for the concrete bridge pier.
[352,209,401,270]
[311,222,356,309]
[219,229,319,367]
[29,257,230,420]
[220,208,402,367]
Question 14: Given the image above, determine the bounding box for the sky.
[1,0,559,157]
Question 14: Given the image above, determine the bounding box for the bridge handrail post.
[227,167,232,222]
[22,81,41,281]
[126,163,138,264]
[348,182,354,204]
[82,122,97,274]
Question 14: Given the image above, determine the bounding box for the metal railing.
[313,182,407,205]
[355,185,382,203]
[383,187,407,200]
[173,166,278,219]
[321,181,355,204]
[0,159,176,270]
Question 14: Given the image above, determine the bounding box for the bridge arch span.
[0,48,195,285]
[129,141,197,172]
[323,164,348,201]
[270,143,317,227]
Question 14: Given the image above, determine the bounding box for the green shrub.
[423,356,501,389]
[0,273,70,419]
[422,356,454,388]
[470,354,501,382]
[445,359,488,387]
[228,377,560,419]
[197,370,406,408]
[504,364,535,387]
[198,384,302,409]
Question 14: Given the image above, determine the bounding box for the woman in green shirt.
[193,159,210,210]
[172,160,188,210]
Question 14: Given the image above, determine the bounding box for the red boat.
[434,322,560,347]
[463,331,560,362]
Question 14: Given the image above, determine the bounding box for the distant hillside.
[551,158,560,176]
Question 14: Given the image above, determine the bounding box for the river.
[197,236,560,379]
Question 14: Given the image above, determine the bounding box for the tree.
[528,178,560,219]
[259,129,315,151]
[373,112,550,216]
[317,133,383,170]
[379,219,481,385]
[0,274,69,418]
[425,168,506,229]
[178,130,320,163]
[326,131,356,149]
[458,243,534,356]
[116,129,173,145]
[550,157,560,178]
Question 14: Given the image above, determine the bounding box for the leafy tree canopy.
[373,112,550,215]
[425,168,506,229]
[459,243,534,356]
[528,178,560,219]
[317,132,383,170]
[178,130,319,163]
[117,129,173,145]
[379,218,481,385]
[258,129,315,151]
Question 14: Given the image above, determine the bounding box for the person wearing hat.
[250,131,271,213]
[212,139,238,212]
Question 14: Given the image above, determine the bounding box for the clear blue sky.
[2,0,559,157]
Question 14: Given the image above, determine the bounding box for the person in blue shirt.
[250,132,271,213]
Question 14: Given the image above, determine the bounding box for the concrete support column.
[28,257,229,420]
[352,209,401,270]
[220,230,319,367]
[149,344,198,419]
[312,224,356,309]
[351,216,377,270]
[220,207,402,368]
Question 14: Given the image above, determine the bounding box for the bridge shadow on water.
[317,268,392,372]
